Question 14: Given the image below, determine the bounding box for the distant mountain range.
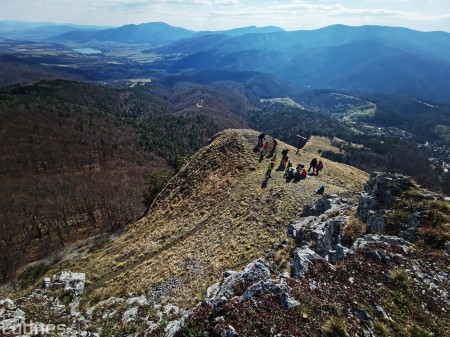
[2,21,450,103]
[0,20,110,40]
[54,22,285,45]
[160,24,450,103]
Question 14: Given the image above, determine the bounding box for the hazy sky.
[1,0,450,32]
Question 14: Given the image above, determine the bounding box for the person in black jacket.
[258,133,266,146]
[308,158,318,174]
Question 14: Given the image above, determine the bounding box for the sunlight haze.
[1,0,450,32]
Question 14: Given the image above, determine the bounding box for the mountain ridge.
[3,132,449,337]
[22,129,368,309]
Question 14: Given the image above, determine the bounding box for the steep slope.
[45,129,368,308]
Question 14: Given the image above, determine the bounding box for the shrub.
[322,317,349,337]
[388,268,413,292]
[342,217,367,246]
[17,262,51,290]
[176,319,206,337]
[410,326,434,337]
[385,210,409,235]
[142,170,174,213]
[89,235,112,253]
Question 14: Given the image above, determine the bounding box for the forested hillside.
[0,79,254,280]
[0,80,171,279]
[0,55,82,87]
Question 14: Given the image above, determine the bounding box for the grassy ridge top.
[51,129,368,307]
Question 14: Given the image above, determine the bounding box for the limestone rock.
[214,259,271,300]
[363,172,413,205]
[242,279,287,300]
[351,234,412,251]
[164,319,184,337]
[58,271,85,296]
[206,282,221,300]
[280,292,300,310]
[302,196,332,217]
[328,244,351,264]
[292,246,324,279]
[123,306,139,322]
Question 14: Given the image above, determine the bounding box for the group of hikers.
[257,133,326,194]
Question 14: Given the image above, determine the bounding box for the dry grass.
[322,317,349,337]
[21,129,368,308]
[303,136,341,155]
[342,216,367,246]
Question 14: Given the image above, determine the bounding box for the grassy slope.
[303,136,341,154]
[38,129,368,308]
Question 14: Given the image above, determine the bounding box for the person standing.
[315,160,324,175]
[270,137,278,156]
[308,158,318,174]
[263,140,270,154]
[258,133,266,147]
[266,159,276,178]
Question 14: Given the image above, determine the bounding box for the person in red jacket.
[301,168,308,178]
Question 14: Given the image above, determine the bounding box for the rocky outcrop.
[1,270,188,337]
[3,168,446,337]
[210,259,271,301]
[351,234,412,252]
[0,299,26,336]
[175,259,302,337]
[357,172,447,245]
[0,271,92,336]
[289,194,355,263]
[357,171,414,233]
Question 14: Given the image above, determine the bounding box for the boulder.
[363,172,413,205]
[351,234,412,253]
[164,319,184,337]
[357,172,415,234]
[292,219,345,258]
[366,211,386,234]
[280,292,300,310]
[288,216,316,242]
[242,279,287,300]
[328,244,351,264]
[292,246,324,279]
[126,295,147,306]
[122,306,139,322]
[58,271,85,296]
[302,196,332,217]
[357,193,374,221]
[214,259,271,300]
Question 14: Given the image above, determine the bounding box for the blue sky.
[1,0,450,32]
